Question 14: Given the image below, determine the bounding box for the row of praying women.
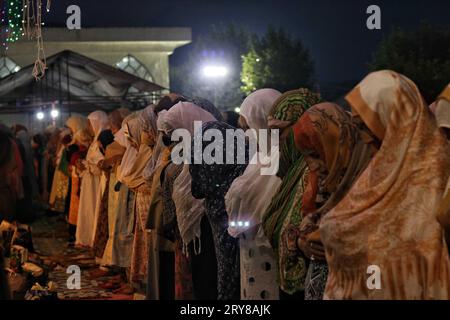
[41,69,450,300]
[0,123,49,224]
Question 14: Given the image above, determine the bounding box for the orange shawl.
[320,70,450,300]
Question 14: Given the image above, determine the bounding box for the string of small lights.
[7,0,23,43]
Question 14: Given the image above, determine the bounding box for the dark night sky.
[44,0,449,85]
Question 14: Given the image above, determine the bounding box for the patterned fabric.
[68,173,80,226]
[262,88,320,295]
[49,166,70,213]
[174,231,193,300]
[189,121,248,300]
[293,102,376,300]
[268,88,322,128]
[93,172,110,259]
[321,70,450,299]
[304,260,328,300]
[130,185,152,284]
[278,169,309,294]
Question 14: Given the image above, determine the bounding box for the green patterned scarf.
[262,88,321,294]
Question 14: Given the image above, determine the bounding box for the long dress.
[68,168,80,226]
[130,184,152,284]
[102,172,134,267]
[49,148,70,214]
[76,143,103,247]
[189,121,248,300]
[68,145,87,227]
[161,162,193,300]
[93,172,111,259]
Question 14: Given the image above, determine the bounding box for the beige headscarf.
[434,84,450,129]
[83,111,110,174]
[66,114,88,135]
[225,88,283,238]
[120,106,157,190]
[321,70,450,299]
[87,111,109,139]
[73,129,92,148]
[66,114,89,145]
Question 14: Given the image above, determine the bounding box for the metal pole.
[66,52,71,116]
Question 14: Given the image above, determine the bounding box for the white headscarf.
[84,111,109,173]
[162,102,217,252]
[240,88,282,146]
[87,111,109,139]
[157,101,216,135]
[225,88,283,238]
[116,113,139,183]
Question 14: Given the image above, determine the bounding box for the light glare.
[36,112,44,120]
[202,65,228,78]
[51,109,59,119]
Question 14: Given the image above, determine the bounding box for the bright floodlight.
[202,65,228,78]
[14,66,20,72]
[50,109,59,119]
[234,107,241,113]
[36,112,45,120]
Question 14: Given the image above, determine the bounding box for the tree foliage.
[370,23,450,103]
[241,27,315,95]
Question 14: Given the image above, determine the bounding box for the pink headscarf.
[157,101,216,135]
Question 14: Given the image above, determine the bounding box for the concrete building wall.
[1,27,191,131]
[6,27,191,89]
